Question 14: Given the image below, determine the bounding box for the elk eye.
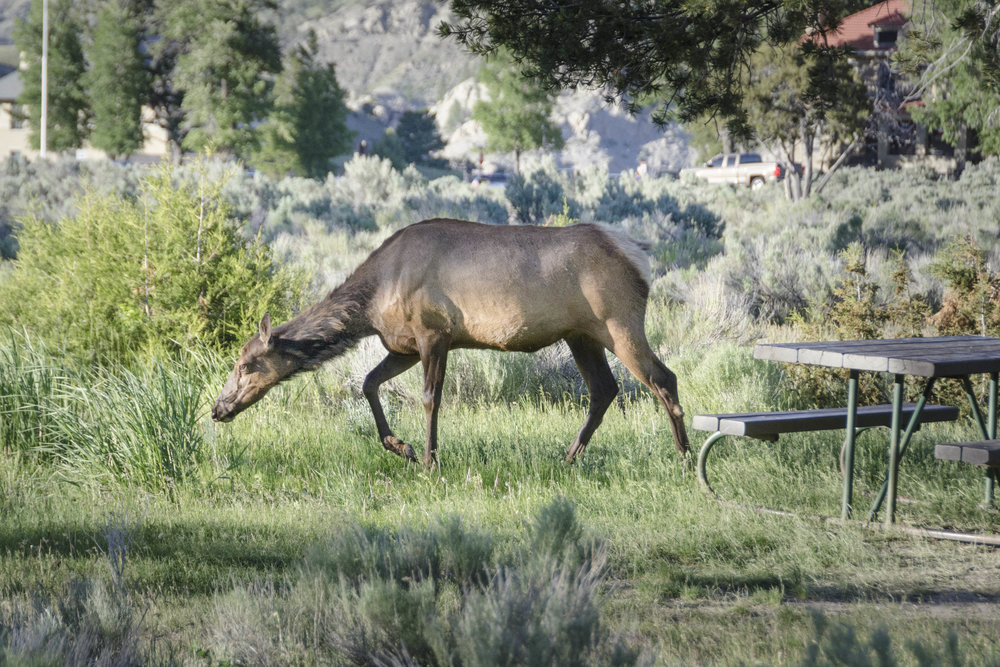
[239,364,249,374]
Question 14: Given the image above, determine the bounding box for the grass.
[3,336,1000,664]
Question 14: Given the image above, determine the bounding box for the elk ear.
[259,312,272,346]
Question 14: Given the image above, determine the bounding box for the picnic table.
[695,336,1000,526]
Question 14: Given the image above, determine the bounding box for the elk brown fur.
[212,218,689,466]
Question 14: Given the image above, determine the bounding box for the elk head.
[212,313,297,423]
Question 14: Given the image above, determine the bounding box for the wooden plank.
[963,443,1000,466]
[934,441,1000,467]
[693,404,958,437]
[934,443,964,462]
[753,344,803,363]
[840,352,890,371]
[888,353,1000,377]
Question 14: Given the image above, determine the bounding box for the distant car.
[471,172,510,188]
[680,152,783,190]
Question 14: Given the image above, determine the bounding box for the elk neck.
[271,273,375,371]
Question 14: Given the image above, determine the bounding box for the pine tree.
[84,0,149,159]
[472,50,564,173]
[159,0,282,159]
[253,31,353,178]
[395,109,445,166]
[897,0,1000,160]
[13,0,89,153]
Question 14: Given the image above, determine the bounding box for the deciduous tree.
[744,43,869,200]
[472,50,563,172]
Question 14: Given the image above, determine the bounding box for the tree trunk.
[778,141,802,202]
[801,120,815,199]
[954,123,968,178]
[813,135,861,196]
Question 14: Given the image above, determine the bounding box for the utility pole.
[39,0,48,158]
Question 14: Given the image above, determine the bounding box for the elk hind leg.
[363,352,419,461]
[418,335,451,469]
[565,335,619,462]
[609,325,690,455]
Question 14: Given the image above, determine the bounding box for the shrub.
[506,167,573,224]
[0,161,306,364]
[784,244,932,407]
[204,499,641,665]
[929,235,1000,337]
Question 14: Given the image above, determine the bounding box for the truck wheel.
[749,176,765,190]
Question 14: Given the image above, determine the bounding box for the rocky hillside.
[0,0,694,173]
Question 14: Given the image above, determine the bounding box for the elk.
[212,218,689,466]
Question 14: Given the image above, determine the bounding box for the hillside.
[0,0,693,172]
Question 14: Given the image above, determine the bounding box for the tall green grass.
[0,333,214,490]
[0,331,63,454]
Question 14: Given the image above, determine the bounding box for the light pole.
[39,0,48,158]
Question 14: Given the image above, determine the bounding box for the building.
[0,68,169,162]
[0,67,31,160]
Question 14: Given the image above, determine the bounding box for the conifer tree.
[395,109,446,166]
[84,0,149,159]
[253,31,353,178]
[158,0,282,158]
[13,0,89,153]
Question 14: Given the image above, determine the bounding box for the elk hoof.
[383,436,417,461]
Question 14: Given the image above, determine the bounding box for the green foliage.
[505,167,570,224]
[898,0,1000,156]
[372,128,407,170]
[395,109,447,166]
[472,49,564,171]
[83,0,149,159]
[13,0,89,152]
[744,42,869,200]
[204,500,634,665]
[930,235,1000,336]
[0,161,305,363]
[786,244,930,406]
[0,331,61,455]
[442,0,876,130]
[253,30,353,178]
[160,0,282,158]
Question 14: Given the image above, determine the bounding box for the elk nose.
[211,402,224,422]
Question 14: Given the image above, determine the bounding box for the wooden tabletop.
[754,336,1000,377]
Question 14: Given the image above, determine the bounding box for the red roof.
[810,0,910,52]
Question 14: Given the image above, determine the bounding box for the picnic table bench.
[694,403,960,496]
[693,336,1000,526]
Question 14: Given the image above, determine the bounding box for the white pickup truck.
[680,152,783,190]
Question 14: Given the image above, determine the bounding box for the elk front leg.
[418,336,450,469]
[363,352,419,460]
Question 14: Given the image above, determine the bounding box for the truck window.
[708,155,724,168]
[725,155,736,167]
[740,154,762,163]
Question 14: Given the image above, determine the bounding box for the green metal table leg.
[987,373,997,506]
[959,374,997,506]
[885,374,905,526]
[697,431,727,497]
[866,378,936,522]
[841,371,860,520]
